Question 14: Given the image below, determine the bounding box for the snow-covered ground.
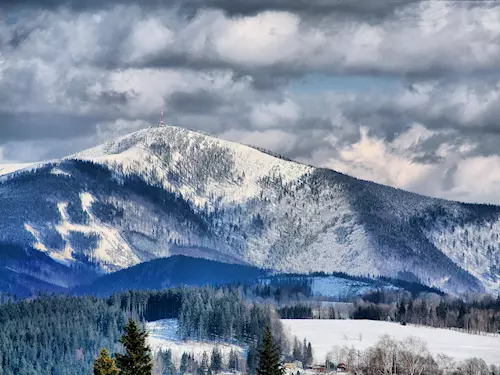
[146,319,246,365]
[0,162,37,177]
[283,319,500,365]
[310,276,386,298]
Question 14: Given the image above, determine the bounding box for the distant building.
[284,363,297,371]
[293,360,303,369]
[311,365,327,373]
[336,363,347,372]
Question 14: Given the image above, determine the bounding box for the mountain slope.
[0,125,499,295]
[75,255,267,295]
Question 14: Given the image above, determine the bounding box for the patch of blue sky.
[6,11,19,25]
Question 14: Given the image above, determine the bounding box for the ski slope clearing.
[282,319,500,365]
[310,276,392,298]
[146,319,246,364]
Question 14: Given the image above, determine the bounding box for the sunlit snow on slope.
[72,125,313,207]
[311,276,381,298]
[3,124,499,295]
[0,163,36,177]
[283,319,500,365]
[23,192,140,271]
[146,319,246,363]
[427,221,500,292]
[24,223,49,252]
[57,193,139,270]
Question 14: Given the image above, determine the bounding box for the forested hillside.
[0,286,280,375]
[0,126,499,295]
[75,255,267,295]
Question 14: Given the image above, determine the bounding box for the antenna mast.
[158,109,165,127]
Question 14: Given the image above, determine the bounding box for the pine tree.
[306,342,313,366]
[397,303,407,322]
[180,352,189,374]
[156,349,175,375]
[201,351,210,370]
[211,347,222,373]
[93,348,119,375]
[116,319,153,375]
[256,326,284,375]
[302,338,308,367]
[228,349,239,372]
[197,351,209,375]
[292,338,301,362]
[247,345,258,375]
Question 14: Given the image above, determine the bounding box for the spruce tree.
[256,326,284,375]
[93,348,119,375]
[292,338,301,362]
[180,353,189,374]
[228,349,239,372]
[116,319,153,375]
[211,347,222,373]
[302,339,307,367]
[306,342,313,366]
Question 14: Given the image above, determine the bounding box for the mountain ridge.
[0,124,498,295]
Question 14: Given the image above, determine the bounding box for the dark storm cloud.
[168,90,226,114]
[0,111,101,142]
[1,0,423,19]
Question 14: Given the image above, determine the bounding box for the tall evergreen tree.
[156,349,175,375]
[198,351,210,375]
[306,343,313,366]
[93,348,119,375]
[116,319,153,375]
[302,339,308,366]
[292,338,302,362]
[256,326,284,375]
[180,352,189,374]
[228,349,239,372]
[211,347,222,373]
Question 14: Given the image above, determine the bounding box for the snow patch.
[24,223,48,252]
[311,277,380,298]
[426,220,500,293]
[24,222,74,266]
[50,168,71,177]
[283,319,500,366]
[0,163,36,177]
[53,195,141,271]
[146,319,247,364]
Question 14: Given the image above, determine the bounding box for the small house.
[336,363,347,372]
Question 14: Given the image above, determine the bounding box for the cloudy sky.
[1,0,500,204]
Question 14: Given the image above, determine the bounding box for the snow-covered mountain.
[1,125,499,295]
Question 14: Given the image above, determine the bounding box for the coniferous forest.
[1,276,500,375]
[0,287,281,375]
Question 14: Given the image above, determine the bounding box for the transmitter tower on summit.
[158,109,165,127]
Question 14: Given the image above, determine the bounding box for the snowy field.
[146,319,246,364]
[283,319,500,365]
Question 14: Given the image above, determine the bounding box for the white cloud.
[220,128,298,155]
[2,1,500,205]
[250,98,300,128]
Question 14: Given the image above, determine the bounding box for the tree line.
[278,290,500,334]
[92,319,287,375]
[325,334,499,375]
[0,286,282,375]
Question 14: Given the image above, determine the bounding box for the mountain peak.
[71,124,314,206]
[1,122,499,296]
